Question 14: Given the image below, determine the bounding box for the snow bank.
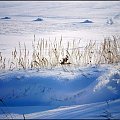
[1,17,11,19]
[70,65,120,105]
[0,64,119,107]
[33,18,43,21]
[81,20,93,23]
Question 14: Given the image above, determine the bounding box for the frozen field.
[0,1,120,56]
[0,64,120,119]
[0,1,120,119]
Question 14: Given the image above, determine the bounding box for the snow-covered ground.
[0,1,120,57]
[0,1,120,119]
[0,64,120,119]
[0,99,120,119]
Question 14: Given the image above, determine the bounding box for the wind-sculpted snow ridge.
[0,64,120,106]
[0,98,120,119]
[0,63,120,119]
[23,99,120,119]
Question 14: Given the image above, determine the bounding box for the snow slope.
[22,99,120,119]
[0,64,120,119]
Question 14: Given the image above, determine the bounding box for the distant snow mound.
[106,18,114,25]
[33,18,43,21]
[1,17,11,19]
[81,20,93,23]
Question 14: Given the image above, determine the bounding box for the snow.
[25,99,120,119]
[0,1,120,58]
[0,64,120,119]
[1,17,11,19]
[81,20,93,23]
[33,18,43,22]
[0,1,120,119]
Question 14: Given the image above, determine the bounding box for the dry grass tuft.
[0,35,120,71]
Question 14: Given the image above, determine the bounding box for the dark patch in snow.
[80,20,93,23]
[33,18,43,22]
[106,18,114,25]
[1,17,11,19]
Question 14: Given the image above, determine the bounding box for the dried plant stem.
[0,35,120,71]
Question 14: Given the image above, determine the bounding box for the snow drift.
[0,64,120,107]
[0,64,120,119]
[1,17,11,20]
[33,18,43,21]
[81,20,93,23]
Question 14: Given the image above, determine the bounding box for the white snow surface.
[0,1,120,58]
[0,64,120,119]
[0,1,120,119]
